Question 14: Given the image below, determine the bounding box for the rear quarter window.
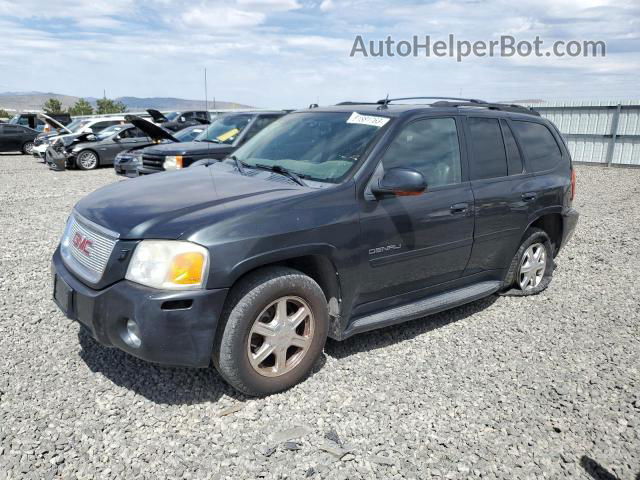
[511,121,563,172]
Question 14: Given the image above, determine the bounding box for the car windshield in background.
[8,115,21,125]
[96,125,125,140]
[163,112,180,121]
[195,114,253,144]
[233,112,390,183]
[66,119,88,132]
[175,127,205,142]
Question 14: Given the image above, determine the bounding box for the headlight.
[125,240,209,289]
[164,155,183,170]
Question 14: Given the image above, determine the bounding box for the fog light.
[123,319,142,348]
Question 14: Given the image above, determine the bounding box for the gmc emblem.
[72,232,93,256]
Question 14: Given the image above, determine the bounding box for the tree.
[43,98,64,114]
[96,98,127,114]
[0,109,10,119]
[68,98,94,116]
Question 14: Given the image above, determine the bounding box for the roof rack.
[336,101,379,106]
[431,100,540,116]
[377,96,487,109]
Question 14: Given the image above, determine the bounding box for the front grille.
[142,154,164,170]
[60,214,119,284]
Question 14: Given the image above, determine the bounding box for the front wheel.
[503,227,554,296]
[75,150,99,170]
[22,141,34,155]
[213,267,328,396]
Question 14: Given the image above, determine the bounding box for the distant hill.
[0,92,252,113]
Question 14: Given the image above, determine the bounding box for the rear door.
[357,116,475,306]
[463,116,531,276]
[0,125,22,151]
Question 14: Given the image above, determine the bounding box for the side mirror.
[371,168,426,197]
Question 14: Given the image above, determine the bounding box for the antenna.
[377,93,390,110]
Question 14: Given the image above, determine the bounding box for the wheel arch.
[526,212,563,256]
[223,245,342,317]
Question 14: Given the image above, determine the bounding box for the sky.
[0,0,638,108]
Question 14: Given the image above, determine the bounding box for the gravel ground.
[0,154,638,480]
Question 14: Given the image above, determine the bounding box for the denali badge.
[369,244,402,255]
[72,232,93,256]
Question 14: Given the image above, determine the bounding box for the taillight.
[570,168,576,202]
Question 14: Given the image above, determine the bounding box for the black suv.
[136,111,286,174]
[51,97,578,396]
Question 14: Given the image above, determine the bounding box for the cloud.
[0,0,637,107]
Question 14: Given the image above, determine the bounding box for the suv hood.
[125,115,179,142]
[142,141,230,157]
[74,164,306,239]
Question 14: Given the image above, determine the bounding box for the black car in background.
[0,123,38,154]
[136,111,286,174]
[114,123,207,177]
[146,109,211,132]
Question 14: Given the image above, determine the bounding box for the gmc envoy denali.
[52,97,578,396]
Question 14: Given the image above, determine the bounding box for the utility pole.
[204,68,208,112]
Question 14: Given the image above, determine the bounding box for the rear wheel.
[76,150,99,170]
[503,227,554,296]
[22,141,34,155]
[213,267,328,396]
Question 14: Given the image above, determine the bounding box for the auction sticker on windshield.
[217,128,240,142]
[346,112,390,128]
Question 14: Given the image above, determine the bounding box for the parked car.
[146,109,211,132]
[135,111,286,174]
[8,112,71,132]
[33,116,127,160]
[48,122,169,170]
[0,123,38,154]
[51,97,578,396]
[114,124,206,177]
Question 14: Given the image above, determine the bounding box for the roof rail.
[431,100,540,116]
[377,96,487,109]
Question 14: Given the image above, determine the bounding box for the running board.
[343,281,501,338]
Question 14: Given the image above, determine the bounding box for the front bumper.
[52,247,228,367]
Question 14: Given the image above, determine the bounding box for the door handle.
[450,202,468,214]
[522,192,537,201]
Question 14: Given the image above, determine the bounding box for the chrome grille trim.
[60,213,118,284]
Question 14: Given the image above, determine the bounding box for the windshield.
[233,112,390,183]
[8,114,21,125]
[195,114,253,144]
[96,124,127,140]
[66,119,89,132]
[163,111,180,121]
[175,126,205,142]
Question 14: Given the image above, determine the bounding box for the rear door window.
[500,120,523,175]
[468,117,507,180]
[511,121,563,172]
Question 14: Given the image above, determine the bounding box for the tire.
[213,267,329,396]
[75,150,99,170]
[22,141,34,155]
[501,227,554,296]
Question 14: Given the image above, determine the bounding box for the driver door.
[357,116,474,305]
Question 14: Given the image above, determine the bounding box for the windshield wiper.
[229,155,246,174]
[200,138,221,144]
[254,163,308,187]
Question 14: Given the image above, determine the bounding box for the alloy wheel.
[247,296,315,377]
[519,242,546,290]
[78,151,98,169]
